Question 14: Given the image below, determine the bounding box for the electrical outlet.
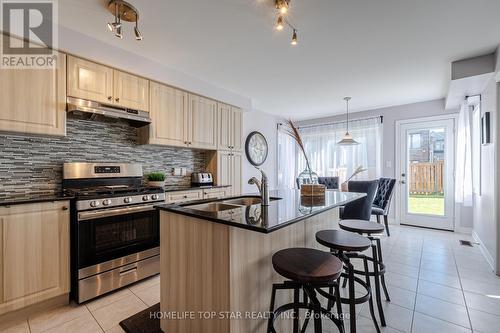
[172,168,182,176]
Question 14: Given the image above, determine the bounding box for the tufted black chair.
[371,178,396,236]
[318,177,339,190]
[341,180,379,221]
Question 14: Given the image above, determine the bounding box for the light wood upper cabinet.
[232,107,243,152]
[67,55,113,104]
[0,201,70,315]
[218,103,232,150]
[0,51,66,137]
[113,70,149,111]
[210,151,241,196]
[138,82,188,146]
[217,104,242,152]
[188,94,217,150]
[67,56,149,112]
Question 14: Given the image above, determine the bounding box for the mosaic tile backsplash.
[0,116,206,197]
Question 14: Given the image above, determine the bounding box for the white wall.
[241,110,279,194]
[472,78,498,271]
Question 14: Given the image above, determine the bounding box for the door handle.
[400,180,406,184]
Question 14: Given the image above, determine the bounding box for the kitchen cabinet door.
[231,107,243,152]
[231,153,242,196]
[0,51,66,137]
[217,151,233,190]
[0,201,70,315]
[165,190,203,204]
[140,82,188,147]
[218,103,232,150]
[188,95,218,150]
[203,188,230,199]
[67,55,113,105]
[113,70,149,111]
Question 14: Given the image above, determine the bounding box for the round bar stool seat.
[316,230,372,252]
[268,248,344,333]
[339,220,385,234]
[316,230,380,333]
[272,248,343,283]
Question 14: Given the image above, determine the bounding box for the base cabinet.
[0,201,70,315]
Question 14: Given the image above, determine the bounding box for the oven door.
[77,204,159,268]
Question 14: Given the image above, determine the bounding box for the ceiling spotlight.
[134,20,142,40]
[106,0,141,41]
[291,29,298,45]
[276,0,289,15]
[275,16,284,31]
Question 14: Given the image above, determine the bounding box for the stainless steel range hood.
[66,97,151,128]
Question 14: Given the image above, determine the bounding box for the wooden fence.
[409,161,444,195]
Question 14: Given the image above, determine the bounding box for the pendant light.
[337,97,360,146]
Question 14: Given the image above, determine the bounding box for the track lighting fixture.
[291,29,297,45]
[275,16,284,30]
[134,21,142,40]
[272,0,299,46]
[275,0,290,15]
[106,0,142,41]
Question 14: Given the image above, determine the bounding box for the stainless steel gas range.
[63,162,165,303]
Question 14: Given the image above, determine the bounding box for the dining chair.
[341,180,379,221]
[318,177,339,190]
[371,178,396,236]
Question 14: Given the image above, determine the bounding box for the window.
[277,117,383,187]
[410,134,421,149]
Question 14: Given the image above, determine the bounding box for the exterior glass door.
[399,118,455,230]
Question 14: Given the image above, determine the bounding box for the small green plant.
[146,172,166,182]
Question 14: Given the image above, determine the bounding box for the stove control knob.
[142,195,150,201]
[151,194,159,200]
[90,201,100,208]
[124,197,133,203]
[102,199,112,206]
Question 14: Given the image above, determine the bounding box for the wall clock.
[245,131,268,166]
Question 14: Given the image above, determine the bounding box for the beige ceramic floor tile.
[29,303,90,333]
[128,274,160,294]
[0,319,30,333]
[133,283,160,307]
[468,308,500,333]
[417,279,465,305]
[360,300,413,332]
[412,312,471,333]
[91,294,147,331]
[415,294,470,328]
[86,288,134,312]
[41,312,103,333]
[464,291,500,316]
[105,326,127,333]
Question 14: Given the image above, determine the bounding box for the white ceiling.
[59,0,500,119]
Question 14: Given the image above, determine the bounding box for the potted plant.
[146,172,166,188]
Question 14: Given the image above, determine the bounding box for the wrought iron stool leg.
[375,238,390,301]
[293,286,300,333]
[363,257,380,333]
[371,244,386,327]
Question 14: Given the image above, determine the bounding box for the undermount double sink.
[186,196,280,212]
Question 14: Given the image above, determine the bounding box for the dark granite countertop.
[0,193,73,207]
[163,185,231,192]
[156,189,365,233]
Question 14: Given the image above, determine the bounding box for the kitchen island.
[156,189,364,333]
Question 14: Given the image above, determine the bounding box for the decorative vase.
[148,180,165,188]
[340,181,348,192]
[297,168,319,187]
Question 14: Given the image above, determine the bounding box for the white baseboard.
[455,226,472,234]
[472,230,496,271]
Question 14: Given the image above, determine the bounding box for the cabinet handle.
[115,97,120,102]
[107,96,112,101]
[62,206,68,211]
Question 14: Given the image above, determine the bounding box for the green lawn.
[408,195,444,216]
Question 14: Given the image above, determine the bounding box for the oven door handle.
[78,204,156,221]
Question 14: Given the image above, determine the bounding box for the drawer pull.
[119,266,138,276]
[62,206,69,211]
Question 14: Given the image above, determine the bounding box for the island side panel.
[160,211,230,333]
[304,207,340,250]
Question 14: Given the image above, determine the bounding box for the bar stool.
[338,220,390,327]
[316,230,380,333]
[268,247,345,333]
